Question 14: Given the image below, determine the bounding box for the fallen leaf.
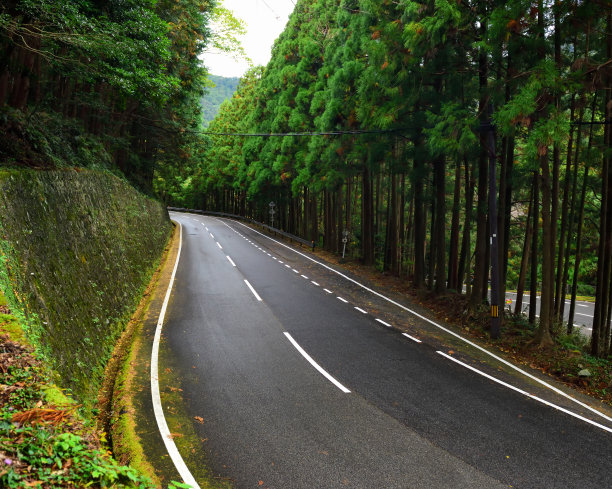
[194,416,204,424]
[258,481,264,486]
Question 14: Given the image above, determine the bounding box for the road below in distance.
[161,212,612,489]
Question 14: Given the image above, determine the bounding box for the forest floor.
[311,249,612,408]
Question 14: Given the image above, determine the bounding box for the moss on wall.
[0,169,171,406]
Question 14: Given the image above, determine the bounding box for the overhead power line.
[202,128,403,137]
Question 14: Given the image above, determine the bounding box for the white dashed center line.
[354,307,367,314]
[337,297,348,303]
[226,256,236,267]
[244,280,262,302]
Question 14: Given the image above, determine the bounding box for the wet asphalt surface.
[162,212,612,489]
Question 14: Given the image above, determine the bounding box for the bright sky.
[204,0,296,78]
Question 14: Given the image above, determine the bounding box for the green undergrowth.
[0,304,156,488]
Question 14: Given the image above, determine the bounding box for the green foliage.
[0,330,155,488]
[189,0,610,351]
[201,75,240,126]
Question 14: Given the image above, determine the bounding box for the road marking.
[216,242,223,250]
[375,318,392,328]
[285,264,291,268]
[278,260,284,264]
[301,274,309,279]
[337,297,348,303]
[292,269,300,273]
[403,333,422,343]
[226,256,236,267]
[244,279,262,302]
[209,233,214,239]
[273,257,277,260]
[205,226,208,231]
[354,307,367,314]
[223,218,612,425]
[284,333,350,393]
[324,288,332,294]
[267,253,272,256]
[576,313,593,318]
[436,351,612,434]
[151,222,201,489]
[311,281,320,286]
[577,304,588,308]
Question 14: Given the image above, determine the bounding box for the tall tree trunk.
[470,20,489,308]
[458,157,474,294]
[529,173,539,325]
[428,185,436,291]
[448,157,461,290]
[413,138,426,287]
[555,94,577,321]
[536,153,554,346]
[567,165,590,332]
[515,188,534,316]
[362,165,375,265]
[592,11,612,356]
[434,155,446,293]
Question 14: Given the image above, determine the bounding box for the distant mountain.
[201,75,240,127]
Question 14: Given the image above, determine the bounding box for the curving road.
[161,212,612,489]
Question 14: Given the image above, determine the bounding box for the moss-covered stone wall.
[0,169,171,405]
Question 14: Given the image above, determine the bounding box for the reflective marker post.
[342,229,349,259]
[269,201,276,229]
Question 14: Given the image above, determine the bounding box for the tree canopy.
[193,0,612,357]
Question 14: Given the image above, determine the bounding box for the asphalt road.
[505,291,595,335]
[162,212,612,489]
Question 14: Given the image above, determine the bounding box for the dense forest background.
[176,0,610,357]
[0,0,221,193]
[1,0,611,359]
[201,74,240,126]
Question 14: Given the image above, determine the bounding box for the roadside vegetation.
[0,294,157,488]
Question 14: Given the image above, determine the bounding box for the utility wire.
[202,128,403,137]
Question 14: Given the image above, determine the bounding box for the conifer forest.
[2,1,612,358]
[186,0,612,357]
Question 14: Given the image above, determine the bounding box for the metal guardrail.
[167,207,316,251]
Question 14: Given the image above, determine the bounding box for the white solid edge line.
[354,307,367,314]
[151,222,201,489]
[436,351,612,434]
[222,218,612,425]
[284,332,350,393]
[226,255,236,267]
[244,279,262,301]
[375,318,392,328]
[402,332,422,343]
